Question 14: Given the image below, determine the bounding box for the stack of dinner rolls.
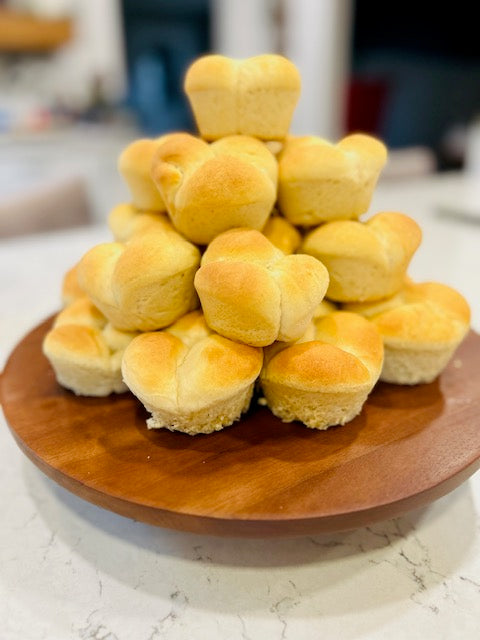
[43,53,471,435]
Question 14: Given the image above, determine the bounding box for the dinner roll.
[301,211,422,302]
[262,213,302,255]
[344,280,471,384]
[194,228,329,347]
[260,311,384,430]
[118,135,174,211]
[184,54,301,140]
[108,203,178,243]
[151,133,277,244]
[43,297,138,396]
[77,227,200,332]
[313,299,338,319]
[278,134,387,225]
[122,310,263,435]
[61,262,84,307]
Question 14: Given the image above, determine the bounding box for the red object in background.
[346,78,389,135]
[25,108,52,132]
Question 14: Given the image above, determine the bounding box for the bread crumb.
[453,359,463,369]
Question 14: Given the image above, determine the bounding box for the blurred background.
[1,0,480,235]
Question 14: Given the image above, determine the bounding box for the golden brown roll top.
[118,135,175,211]
[107,203,179,243]
[261,213,302,254]
[151,133,278,244]
[77,226,200,332]
[61,262,84,307]
[278,133,387,225]
[301,211,422,302]
[345,280,471,384]
[43,297,138,396]
[121,310,263,434]
[54,296,105,329]
[194,228,329,347]
[313,299,338,319]
[260,311,384,429]
[184,54,301,140]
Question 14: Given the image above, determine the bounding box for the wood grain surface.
[1,317,480,537]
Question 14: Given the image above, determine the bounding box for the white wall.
[211,0,278,58]
[53,0,127,107]
[283,0,352,139]
[210,0,352,140]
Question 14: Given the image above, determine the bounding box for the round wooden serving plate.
[2,317,480,537]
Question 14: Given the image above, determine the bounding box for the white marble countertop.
[1,172,479,640]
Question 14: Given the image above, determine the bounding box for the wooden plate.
[2,317,480,537]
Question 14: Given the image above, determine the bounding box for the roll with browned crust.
[278,134,387,225]
[77,227,200,332]
[260,311,384,430]
[194,228,329,347]
[121,311,263,435]
[43,297,138,396]
[184,54,301,141]
[151,133,278,244]
[261,213,302,255]
[118,135,175,211]
[301,212,422,302]
[344,280,471,384]
[107,203,179,243]
[61,262,84,307]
